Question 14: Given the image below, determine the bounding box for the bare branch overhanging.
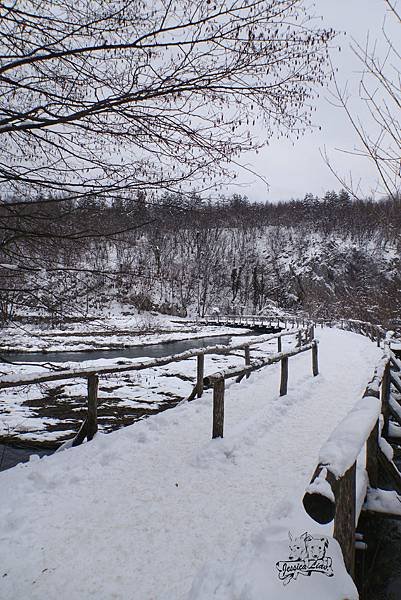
[325,0,400,200]
[0,0,335,201]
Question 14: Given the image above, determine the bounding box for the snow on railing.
[0,328,308,390]
[199,314,312,330]
[302,352,395,577]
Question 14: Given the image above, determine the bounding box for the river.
[0,443,53,471]
[5,333,235,364]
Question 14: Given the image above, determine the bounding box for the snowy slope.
[0,329,381,599]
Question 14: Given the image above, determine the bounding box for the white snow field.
[0,328,382,599]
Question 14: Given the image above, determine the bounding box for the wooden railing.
[0,324,316,446]
[199,313,311,329]
[302,347,401,579]
[315,318,387,347]
[201,313,391,350]
[205,333,318,439]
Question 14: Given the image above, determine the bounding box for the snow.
[305,467,335,503]
[392,372,401,394]
[364,488,401,517]
[388,421,401,438]
[318,395,381,479]
[356,466,369,523]
[188,531,358,600]
[0,328,381,599]
[379,434,394,461]
[389,394,401,421]
[355,541,367,551]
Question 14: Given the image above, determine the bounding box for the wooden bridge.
[1,315,400,597]
[200,316,401,592]
[198,313,306,331]
[303,342,397,573]
[202,315,400,584]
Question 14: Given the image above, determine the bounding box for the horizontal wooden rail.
[1,323,313,448]
[302,353,390,576]
[0,328,306,390]
[204,341,316,387]
[209,339,318,439]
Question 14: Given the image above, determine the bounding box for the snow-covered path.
[0,329,381,599]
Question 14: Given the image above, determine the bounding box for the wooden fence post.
[312,341,319,376]
[87,373,98,441]
[366,418,379,488]
[280,357,288,396]
[381,361,391,438]
[244,345,251,379]
[370,324,375,341]
[212,378,225,438]
[333,462,356,577]
[197,354,205,398]
[277,336,282,353]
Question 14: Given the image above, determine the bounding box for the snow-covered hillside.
[0,328,381,599]
[3,220,399,328]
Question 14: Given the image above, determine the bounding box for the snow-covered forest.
[2,190,400,327]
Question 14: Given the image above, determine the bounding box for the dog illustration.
[284,532,312,584]
[306,536,329,561]
[288,531,310,561]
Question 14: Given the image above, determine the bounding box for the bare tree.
[0,0,335,324]
[1,0,334,202]
[324,0,400,200]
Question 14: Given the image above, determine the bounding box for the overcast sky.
[224,0,396,202]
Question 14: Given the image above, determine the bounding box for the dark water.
[0,443,53,471]
[4,334,235,364]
